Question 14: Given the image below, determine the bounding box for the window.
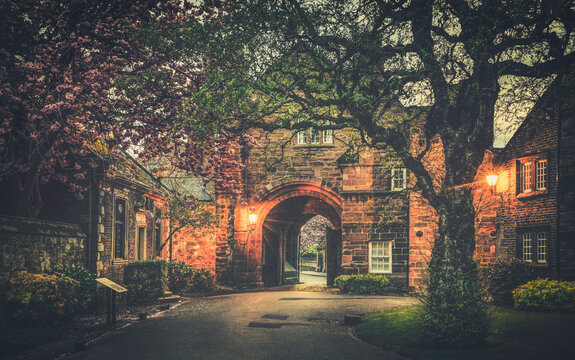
[391,168,407,191]
[137,226,146,260]
[114,198,127,259]
[517,155,548,195]
[310,129,320,144]
[295,119,333,146]
[297,129,308,144]
[323,128,333,144]
[536,160,547,190]
[369,241,392,273]
[155,223,162,256]
[519,228,548,264]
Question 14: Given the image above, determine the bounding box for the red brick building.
[492,80,575,280]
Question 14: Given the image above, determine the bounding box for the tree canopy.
[0,0,241,216]
[183,0,574,345]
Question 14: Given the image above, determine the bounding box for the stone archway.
[233,179,342,287]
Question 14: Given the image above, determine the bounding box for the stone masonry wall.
[0,216,86,282]
[233,127,411,289]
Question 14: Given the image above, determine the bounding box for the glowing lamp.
[248,213,258,229]
[486,174,498,187]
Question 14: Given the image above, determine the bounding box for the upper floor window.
[295,120,333,146]
[518,228,548,264]
[391,168,407,191]
[517,155,548,196]
[296,128,308,145]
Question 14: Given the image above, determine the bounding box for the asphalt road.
[64,290,419,360]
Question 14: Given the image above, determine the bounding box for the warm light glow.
[248,213,258,228]
[486,174,498,186]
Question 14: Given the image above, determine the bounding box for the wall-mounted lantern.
[486,174,498,187]
[486,174,498,195]
[248,208,258,230]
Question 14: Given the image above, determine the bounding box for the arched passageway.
[260,195,342,286]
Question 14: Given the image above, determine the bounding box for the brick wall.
[496,98,559,278]
[557,80,575,280]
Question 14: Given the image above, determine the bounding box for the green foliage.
[357,305,575,360]
[334,274,390,295]
[513,279,575,312]
[422,256,489,347]
[167,260,194,294]
[5,273,81,323]
[303,245,317,256]
[483,258,535,306]
[190,268,216,293]
[124,260,167,302]
[49,265,98,312]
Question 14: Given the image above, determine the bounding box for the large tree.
[0,0,240,217]
[181,0,574,345]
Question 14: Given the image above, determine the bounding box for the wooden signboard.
[96,278,127,324]
[96,278,127,293]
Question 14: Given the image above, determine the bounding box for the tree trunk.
[422,187,488,346]
[15,156,43,218]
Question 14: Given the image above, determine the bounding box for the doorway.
[261,196,341,287]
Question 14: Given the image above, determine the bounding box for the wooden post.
[111,292,117,324]
[106,288,112,324]
[97,278,128,325]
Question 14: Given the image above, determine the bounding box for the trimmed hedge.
[167,260,194,294]
[334,274,390,295]
[5,273,81,323]
[124,260,167,302]
[513,279,575,312]
[484,258,535,306]
[191,268,216,293]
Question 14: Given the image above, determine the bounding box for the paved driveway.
[65,291,419,360]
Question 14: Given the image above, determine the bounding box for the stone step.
[158,294,181,303]
[163,290,173,296]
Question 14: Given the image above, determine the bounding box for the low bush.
[513,279,575,312]
[334,274,390,295]
[50,265,98,312]
[5,273,81,323]
[484,258,535,306]
[124,260,167,302]
[190,268,215,293]
[167,260,194,293]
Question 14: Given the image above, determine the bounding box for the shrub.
[167,260,194,293]
[334,274,390,295]
[421,247,488,347]
[190,268,215,293]
[5,273,81,323]
[123,260,167,302]
[484,258,535,306]
[513,279,575,312]
[49,265,97,312]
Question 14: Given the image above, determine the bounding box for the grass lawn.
[356,306,575,360]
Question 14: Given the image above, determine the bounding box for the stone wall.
[0,216,86,282]
[223,126,412,289]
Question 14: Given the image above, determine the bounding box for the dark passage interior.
[262,196,341,287]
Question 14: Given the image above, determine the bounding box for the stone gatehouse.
[211,125,459,290]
